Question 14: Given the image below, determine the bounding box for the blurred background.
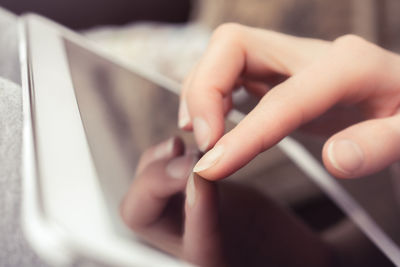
[2,0,400,51]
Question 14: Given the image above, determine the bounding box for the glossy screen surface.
[64,39,395,267]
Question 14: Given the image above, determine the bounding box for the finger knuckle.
[211,23,245,44]
[332,34,385,78]
[333,34,367,50]
[333,34,371,62]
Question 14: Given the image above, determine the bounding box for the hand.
[179,23,400,180]
[120,137,335,267]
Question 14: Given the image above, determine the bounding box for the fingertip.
[186,86,226,152]
[192,123,263,181]
[192,140,247,181]
[323,138,365,179]
[193,145,224,177]
[193,117,212,152]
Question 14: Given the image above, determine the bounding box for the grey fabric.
[0,7,47,267]
[0,9,20,85]
[0,78,45,267]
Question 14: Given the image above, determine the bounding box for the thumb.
[322,115,400,178]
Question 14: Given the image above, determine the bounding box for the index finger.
[192,36,390,180]
[181,24,329,152]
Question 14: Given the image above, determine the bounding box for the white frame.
[19,13,400,266]
[20,14,191,267]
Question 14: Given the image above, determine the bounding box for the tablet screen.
[64,38,395,266]
[64,38,198,236]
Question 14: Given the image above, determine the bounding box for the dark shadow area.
[1,0,191,29]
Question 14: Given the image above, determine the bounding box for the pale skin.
[179,23,400,180]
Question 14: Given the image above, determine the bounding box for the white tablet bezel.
[19,13,400,267]
[20,14,192,267]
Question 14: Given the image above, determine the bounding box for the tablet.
[19,14,400,267]
[20,14,193,267]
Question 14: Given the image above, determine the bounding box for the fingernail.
[166,154,197,179]
[153,138,175,160]
[193,145,224,173]
[193,117,211,152]
[178,99,191,129]
[328,139,364,175]
[186,173,196,207]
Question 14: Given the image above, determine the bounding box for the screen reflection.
[65,39,394,267]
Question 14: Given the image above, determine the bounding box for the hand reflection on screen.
[120,137,334,267]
